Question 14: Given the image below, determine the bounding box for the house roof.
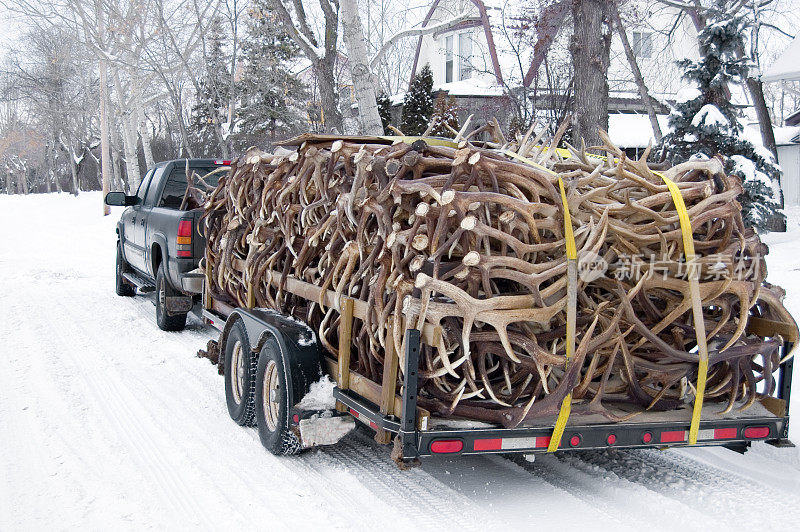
[762,36,800,82]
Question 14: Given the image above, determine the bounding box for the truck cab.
[106,159,229,330]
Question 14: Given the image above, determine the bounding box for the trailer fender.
[220,308,324,409]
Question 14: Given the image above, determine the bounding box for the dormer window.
[445,35,454,83]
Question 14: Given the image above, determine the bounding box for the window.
[632,31,653,58]
[445,35,454,83]
[458,32,472,81]
[158,166,220,209]
[135,168,155,204]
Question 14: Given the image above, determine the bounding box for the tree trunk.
[569,0,610,148]
[315,55,344,134]
[113,71,142,192]
[17,166,29,194]
[5,167,14,195]
[340,0,383,135]
[138,105,155,170]
[609,0,662,144]
[97,0,111,215]
[68,146,80,196]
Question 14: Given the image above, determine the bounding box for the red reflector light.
[292,414,300,423]
[431,440,463,454]
[660,430,686,443]
[214,160,231,165]
[607,434,617,445]
[178,220,192,237]
[714,428,737,439]
[743,426,770,439]
[474,438,502,451]
[642,432,653,444]
[177,250,192,257]
[570,435,581,447]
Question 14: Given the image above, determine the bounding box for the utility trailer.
[193,265,795,464]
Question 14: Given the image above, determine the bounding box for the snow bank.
[608,113,671,148]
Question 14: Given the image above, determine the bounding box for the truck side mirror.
[105,192,137,206]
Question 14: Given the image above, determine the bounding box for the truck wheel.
[116,242,135,297]
[155,263,187,331]
[255,337,302,456]
[224,319,257,426]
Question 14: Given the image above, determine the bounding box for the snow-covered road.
[2,192,799,530]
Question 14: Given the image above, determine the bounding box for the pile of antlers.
[200,130,797,428]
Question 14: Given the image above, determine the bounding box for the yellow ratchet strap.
[656,173,709,445]
[548,178,578,452]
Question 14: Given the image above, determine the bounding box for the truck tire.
[155,262,187,331]
[255,336,302,456]
[116,242,135,297]
[224,319,257,426]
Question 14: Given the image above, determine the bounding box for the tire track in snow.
[557,448,800,530]
[33,282,214,527]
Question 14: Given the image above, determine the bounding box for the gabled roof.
[762,36,800,82]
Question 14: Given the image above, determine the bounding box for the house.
[761,35,800,208]
[405,0,697,142]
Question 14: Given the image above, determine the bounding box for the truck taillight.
[177,219,192,257]
[214,160,231,165]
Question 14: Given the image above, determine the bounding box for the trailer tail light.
[642,432,653,443]
[606,434,617,445]
[743,426,770,439]
[177,219,193,257]
[431,440,463,454]
[660,430,687,443]
[214,160,232,165]
[569,435,581,447]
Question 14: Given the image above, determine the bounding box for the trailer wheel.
[255,336,302,456]
[115,242,135,297]
[155,263,187,331]
[224,319,257,426]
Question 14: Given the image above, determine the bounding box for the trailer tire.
[155,263,187,331]
[116,242,135,297]
[224,319,257,426]
[255,336,302,456]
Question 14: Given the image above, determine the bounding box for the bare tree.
[570,0,611,147]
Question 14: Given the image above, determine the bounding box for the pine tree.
[377,92,392,135]
[429,93,460,137]
[190,17,231,155]
[401,64,434,136]
[661,1,783,232]
[235,1,308,145]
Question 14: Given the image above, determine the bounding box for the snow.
[297,375,337,411]
[774,126,800,146]
[692,104,729,128]
[730,154,774,189]
[607,113,671,149]
[3,191,800,529]
[675,86,702,104]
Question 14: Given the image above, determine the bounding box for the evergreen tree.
[400,64,433,136]
[429,93,460,137]
[190,17,230,155]
[661,1,783,232]
[235,1,308,144]
[377,92,392,135]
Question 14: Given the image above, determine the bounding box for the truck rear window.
[159,166,221,209]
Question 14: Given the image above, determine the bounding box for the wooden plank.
[337,297,354,390]
[380,318,399,417]
[323,357,430,431]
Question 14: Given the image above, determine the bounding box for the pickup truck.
[105,159,229,330]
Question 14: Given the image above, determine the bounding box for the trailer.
[192,264,795,466]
